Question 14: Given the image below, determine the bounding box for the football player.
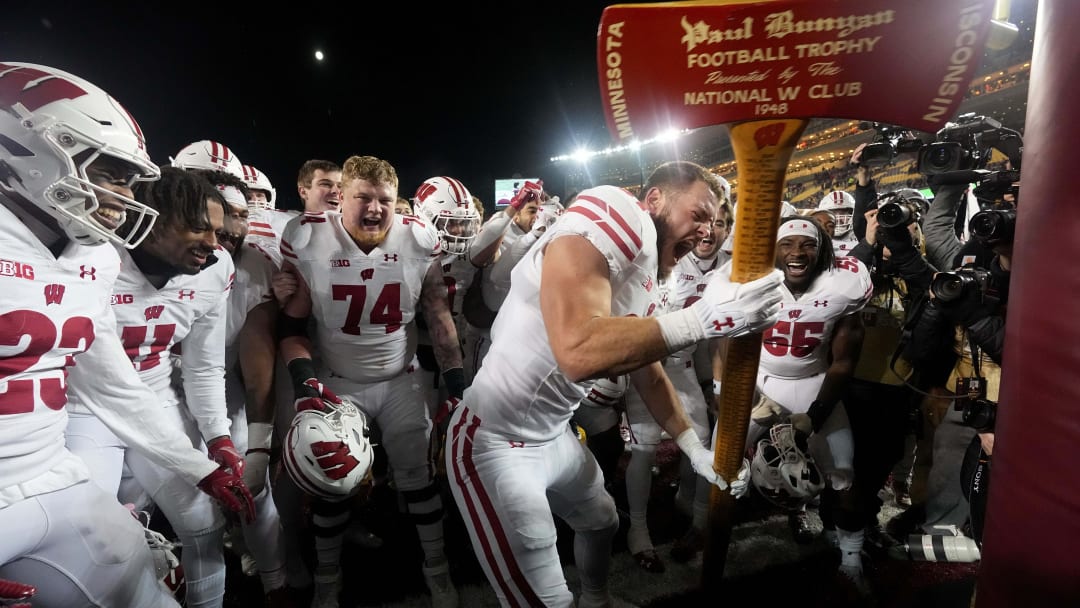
[199,169,292,605]
[278,155,462,608]
[747,217,873,593]
[817,190,859,257]
[460,179,544,379]
[241,164,294,266]
[445,161,782,607]
[0,62,250,607]
[64,166,242,608]
[412,176,482,439]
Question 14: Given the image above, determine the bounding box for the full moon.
[314,50,324,61]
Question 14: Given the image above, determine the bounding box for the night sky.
[1,1,652,208]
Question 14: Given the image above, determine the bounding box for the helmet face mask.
[0,62,161,248]
[414,176,480,256]
[817,190,855,238]
[283,398,375,502]
[749,423,824,510]
[241,164,276,211]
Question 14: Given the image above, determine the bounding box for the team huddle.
[1,62,886,608]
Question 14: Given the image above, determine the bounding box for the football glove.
[0,577,35,608]
[197,467,255,524]
[509,180,543,210]
[658,269,783,351]
[206,436,244,477]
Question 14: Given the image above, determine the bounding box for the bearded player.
[278,155,462,608]
[446,162,783,607]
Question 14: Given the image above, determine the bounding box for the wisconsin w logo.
[310,441,360,480]
[0,63,88,112]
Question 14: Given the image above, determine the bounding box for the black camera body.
[931,267,991,303]
[960,398,997,432]
[858,122,926,167]
[917,113,1023,175]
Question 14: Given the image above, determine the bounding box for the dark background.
[1,1,652,208]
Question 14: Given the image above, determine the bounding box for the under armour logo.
[508,441,525,448]
[43,283,65,305]
[712,317,736,330]
[813,300,828,308]
[384,254,398,262]
[79,265,96,280]
[310,440,361,480]
[144,305,165,321]
[178,289,196,300]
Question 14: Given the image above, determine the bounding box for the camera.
[858,122,926,167]
[931,267,991,303]
[917,113,1023,175]
[969,207,1016,245]
[876,189,928,229]
[960,398,997,432]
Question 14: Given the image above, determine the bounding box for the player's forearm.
[182,368,231,441]
[630,363,693,439]
[428,321,463,372]
[279,335,314,366]
[238,302,278,424]
[72,331,217,486]
[470,212,513,267]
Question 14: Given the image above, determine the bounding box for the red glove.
[197,467,256,524]
[510,180,543,210]
[294,378,343,412]
[434,397,460,426]
[207,436,245,477]
[0,578,35,608]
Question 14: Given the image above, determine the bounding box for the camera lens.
[878,202,911,228]
[969,209,1016,243]
[931,272,966,302]
[927,146,954,171]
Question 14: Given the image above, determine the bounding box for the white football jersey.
[0,206,218,502]
[469,185,658,443]
[760,257,873,379]
[245,208,296,267]
[225,242,277,363]
[83,246,235,441]
[832,232,859,257]
[281,211,441,383]
[479,215,528,311]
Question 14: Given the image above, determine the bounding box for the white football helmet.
[713,174,732,206]
[283,398,374,502]
[241,164,276,210]
[170,139,244,179]
[0,62,161,248]
[534,198,565,232]
[414,176,480,255]
[749,423,824,510]
[817,190,855,237]
[582,376,629,408]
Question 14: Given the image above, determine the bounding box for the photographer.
[896,194,1013,551]
[842,189,938,547]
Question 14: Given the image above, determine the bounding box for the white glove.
[730,457,751,499]
[657,269,783,351]
[676,429,724,488]
[242,422,273,497]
